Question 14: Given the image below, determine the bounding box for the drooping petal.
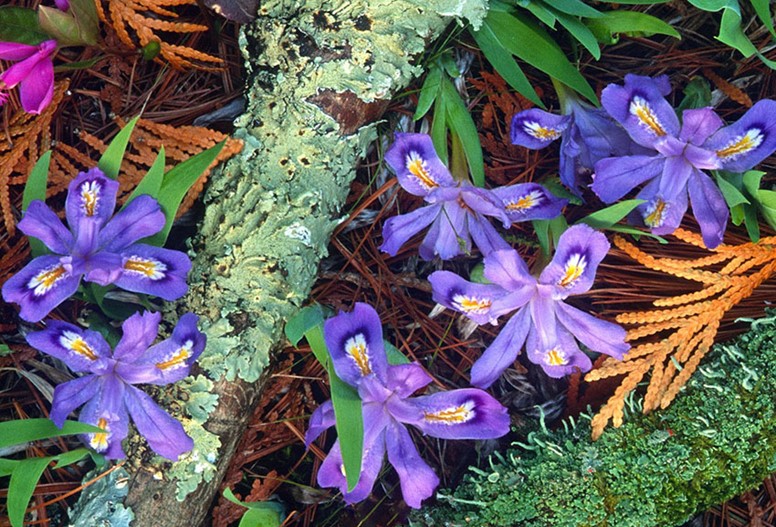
[539,224,610,297]
[468,214,512,256]
[635,177,689,236]
[470,306,531,388]
[79,376,129,459]
[526,325,592,378]
[688,169,729,249]
[0,40,56,88]
[492,183,567,223]
[679,107,724,145]
[2,255,81,322]
[510,109,570,149]
[482,248,534,290]
[65,168,119,232]
[113,311,163,362]
[420,201,468,260]
[384,133,455,197]
[391,389,509,440]
[0,42,38,61]
[385,363,433,399]
[555,302,629,360]
[324,302,388,386]
[591,155,664,203]
[460,185,510,227]
[18,55,54,114]
[601,74,679,148]
[26,320,111,373]
[17,200,73,254]
[379,204,439,257]
[124,385,193,460]
[49,374,101,427]
[704,99,776,172]
[98,195,166,252]
[81,251,123,286]
[317,432,387,505]
[304,400,335,447]
[428,270,511,326]
[384,421,439,509]
[113,244,191,300]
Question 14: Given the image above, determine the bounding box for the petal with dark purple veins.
[526,325,592,378]
[79,376,129,459]
[704,99,776,173]
[635,177,689,236]
[113,311,163,362]
[591,155,664,203]
[460,185,510,226]
[2,255,81,322]
[379,204,439,257]
[26,320,111,373]
[422,201,468,260]
[468,214,511,257]
[470,306,531,388]
[98,195,165,252]
[82,251,123,286]
[65,168,118,231]
[318,432,386,505]
[492,183,567,223]
[49,374,101,427]
[124,385,193,460]
[429,270,511,325]
[384,133,455,197]
[688,169,729,249]
[304,400,335,447]
[482,249,534,291]
[17,200,73,254]
[324,302,388,386]
[386,363,432,398]
[679,107,724,145]
[555,302,629,359]
[113,244,191,300]
[539,224,610,297]
[384,421,439,509]
[510,109,570,149]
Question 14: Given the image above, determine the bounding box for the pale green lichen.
[67,466,134,526]
[168,417,222,501]
[178,375,219,423]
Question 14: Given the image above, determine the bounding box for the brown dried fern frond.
[587,228,776,440]
[0,81,69,237]
[76,117,242,215]
[97,0,223,70]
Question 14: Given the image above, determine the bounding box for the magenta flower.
[305,303,509,508]
[592,74,776,248]
[0,40,57,114]
[2,167,191,322]
[430,224,629,387]
[26,311,206,459]
[54,0,70,11]
[381,133,566,260]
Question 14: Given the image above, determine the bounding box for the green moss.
[417,314,776,527]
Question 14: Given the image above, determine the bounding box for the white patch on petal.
[345,333,372,376]
[89,417,110,452]
[558,253,587,288]
[156,339,193,371]
[504,190,544,213]
[80,180,102,217]
[406,151,439,190]
[423,400,476,425]
[452,294,492,315]
[716,129,764,161]
[629,96,667,137]
[123,256,167,280]
[27,263,69,296]
[60,330,98,361]
[522,121,563,141]
[643,199,667,228]
[544,348,568,366]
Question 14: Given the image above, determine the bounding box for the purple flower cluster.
[305,303,509,508]
[27,311,205,459]
[2,168,191,322]
[380,133,566,260]
[430,224,628,386]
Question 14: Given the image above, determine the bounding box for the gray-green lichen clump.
[415,315,776,527]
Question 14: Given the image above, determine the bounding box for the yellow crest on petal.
[406,151,438,191]
[80,180,102,217]
[523,121,563,141]
[60,330,98,361]
[545,348,568,366]
[716,129,763,161]
[28,264,69,296]
[505,190,543,212]
[156,340,193,371]
[452,294,492,315]
[123,256,167,280]
[629,96,666,137]
[423,400,475,425]
[644,199,667,228]
[89,418,110,451]
[558,254,587,288]
[345,333,372,376]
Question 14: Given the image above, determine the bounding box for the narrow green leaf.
[522,1,557,27]
[539,0,603,19]
[755,189,776,232]
[0,419,102,449]
[742,169,766,197]
[8,456,52,527]
[0,458,19,477]
[598,0,670,3]
[53,56,101,72]
[605,224,668,243]
[440,77,485,187]
[485,11,598,104]
[533,219,551,257]
[145,141,226,246]
[0,7,49,45]
[470,25,543,108]
[413,66,442,121]
[548,214,568,247]
[431,95,449,165]
[551,9,601,59]
[577,199,645,229]
[304,324,329,369]
[52,448,90,468]
[98,116,140,179]
[715,172,750,208]
[743,203,761,242]
[122,147,166,209]
[384,341,411,365]
[751,0,776,39]
[586,11,680,45]
[223,487,284,527]
[23,151,52,257]
[330,367,363,491]
[541,176,584,206]
[285,304,325,347]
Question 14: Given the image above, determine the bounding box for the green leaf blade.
[440,77,485,187]
[577,199,646,229]
[98,116,140,179]
[0,7,49,45]
[0,418,102,450]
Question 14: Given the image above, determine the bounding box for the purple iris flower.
[429,224,629,387]
[26,311,206,460]
[305,303,509,508]
[0,40,57,114]
[380,133,566,260]
[510,91,637,197]
[591,74,776,249]
[2,167,191,322]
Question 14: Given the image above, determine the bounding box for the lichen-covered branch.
[415,314,776,527]
[104,1,488,525]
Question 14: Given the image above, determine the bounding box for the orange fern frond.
[588,229,776,440]
[97,0,223,70]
